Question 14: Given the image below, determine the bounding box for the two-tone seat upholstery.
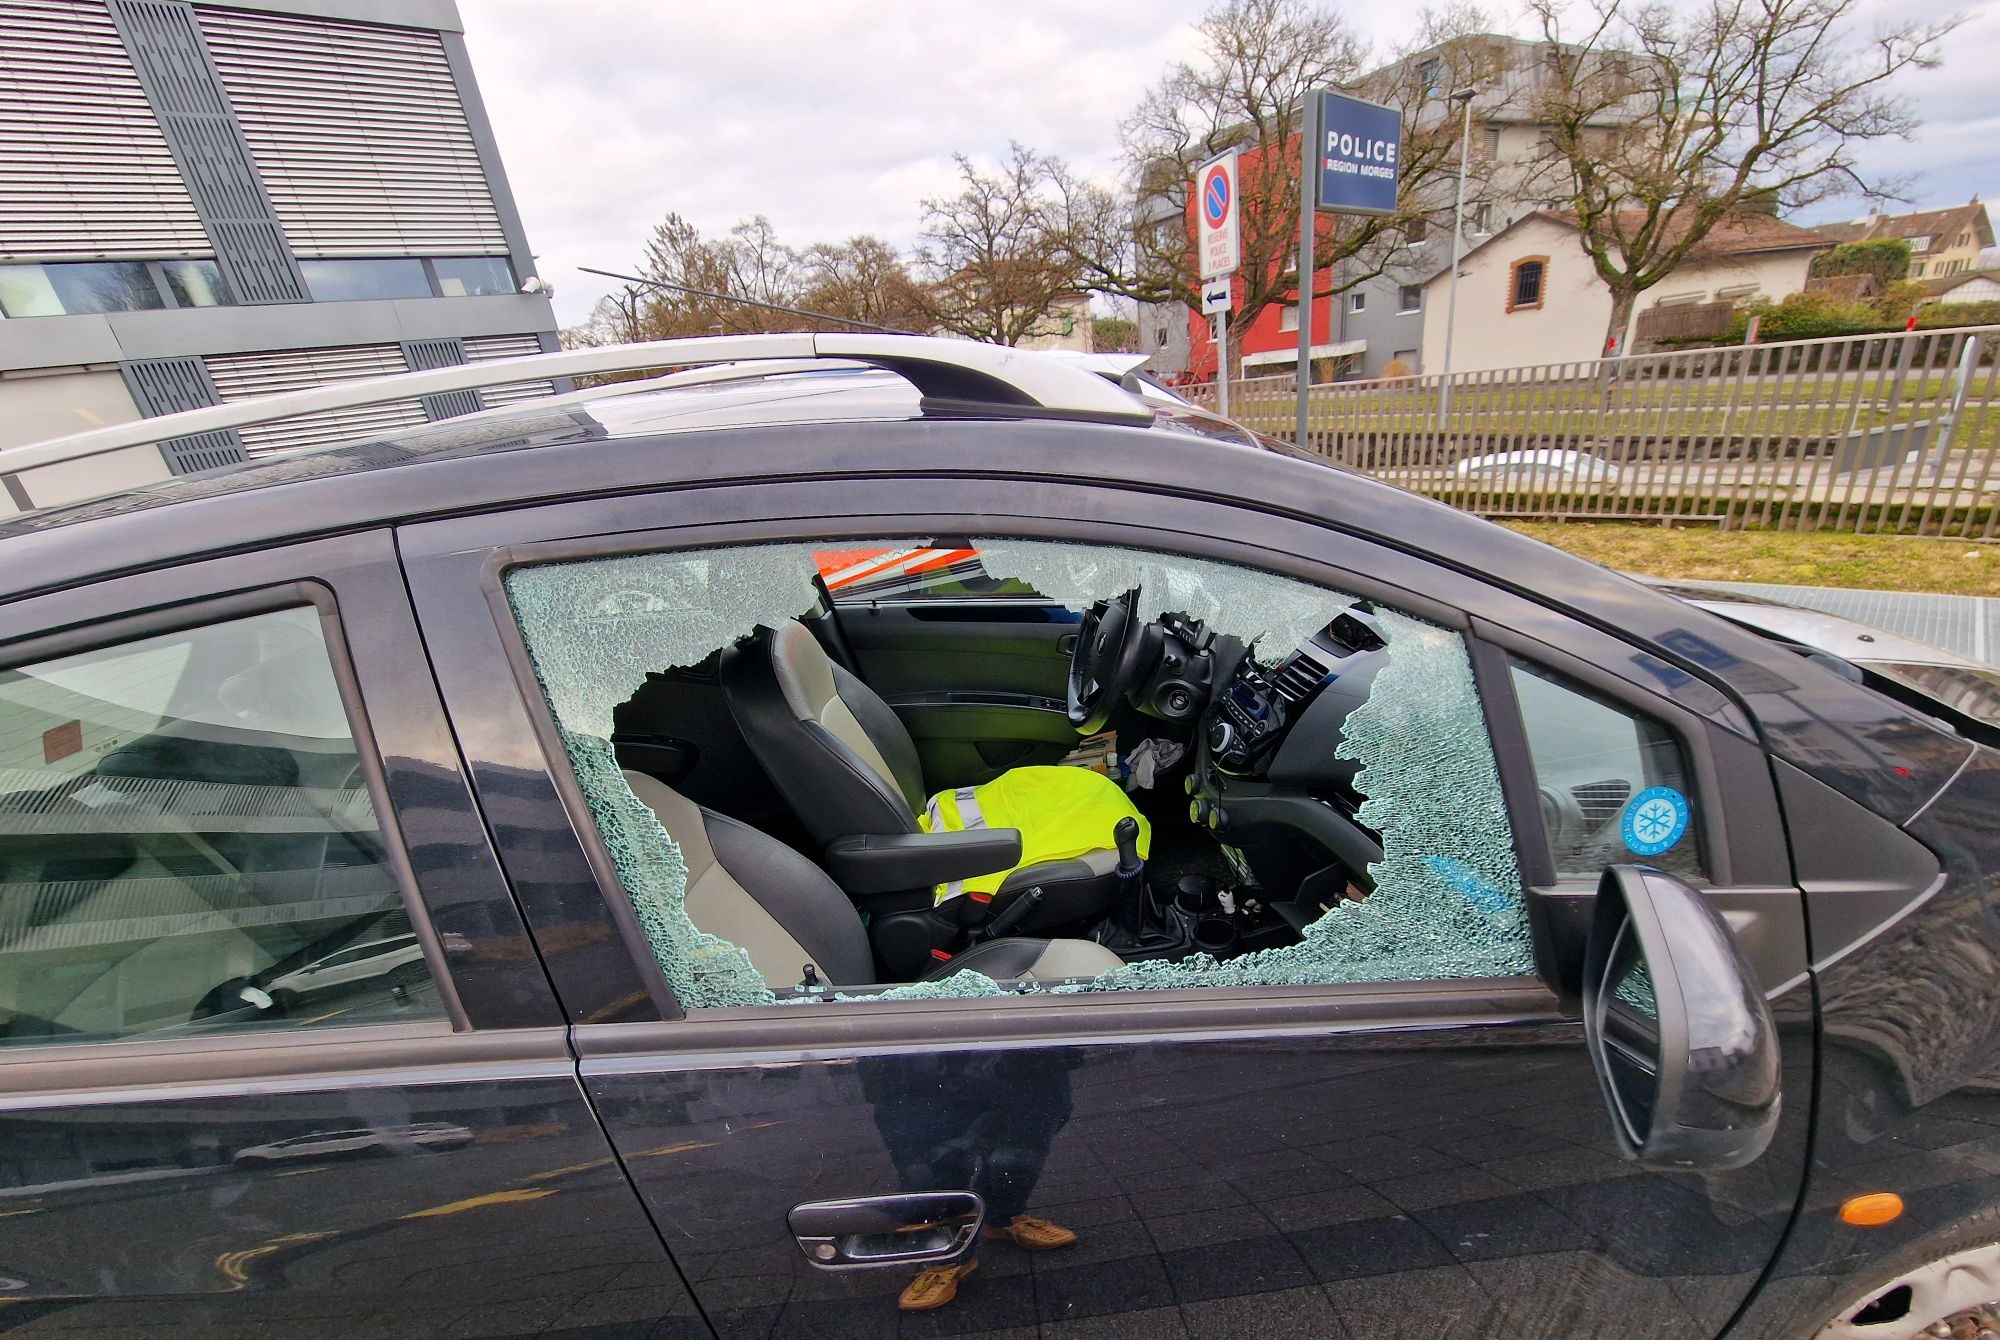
[620,771,1121,988]
[718,622,1125,930]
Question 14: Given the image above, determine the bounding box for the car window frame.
[0,578,471,1040]
[0,530,565,1098]
[1470,615,1802,1002]
[407,482,1615,1030]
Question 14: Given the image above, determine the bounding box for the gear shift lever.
[1111,816,1146,936]
[1114,817,1142,875]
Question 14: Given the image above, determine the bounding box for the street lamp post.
[1438,88,1476,430]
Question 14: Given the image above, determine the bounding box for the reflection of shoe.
[982,1213,1078,1251]
[898,1259,978,1311]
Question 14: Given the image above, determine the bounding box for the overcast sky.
[460,0,2000,329]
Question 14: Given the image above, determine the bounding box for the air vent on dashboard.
[1272,651,1330,704]
[1571,779,1633,828]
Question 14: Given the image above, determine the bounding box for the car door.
[0,532,706,1340]
[818,546,1086,785]
[403,474,1812,1340]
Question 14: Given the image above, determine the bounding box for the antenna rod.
[578,266,914,336]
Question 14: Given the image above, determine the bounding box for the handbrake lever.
[971,888,1044,943]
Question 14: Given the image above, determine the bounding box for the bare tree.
[576,214,930,348]
[915,144,1102,346]
[1116,0,1495,377]
[1530,0,1958,350]
[564,283,648,348]
[800,235,930,333]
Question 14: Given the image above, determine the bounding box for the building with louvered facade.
[0,0,559,511]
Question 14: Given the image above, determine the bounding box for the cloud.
[462,0,1215,324]
[459,0,1997,326]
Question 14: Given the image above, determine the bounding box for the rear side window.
[0,605,441,1047]
[1509,660,1704,880]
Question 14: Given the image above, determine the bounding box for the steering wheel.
[1067,589,1147,734]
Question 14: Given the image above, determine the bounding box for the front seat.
[620,771,1121,989]
[719,622,1140,931]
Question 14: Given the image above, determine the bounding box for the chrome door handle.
[788,1191,984,1271]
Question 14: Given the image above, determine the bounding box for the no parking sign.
[1197,150,1239,281]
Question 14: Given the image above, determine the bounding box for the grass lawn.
[1503,522,2000,597]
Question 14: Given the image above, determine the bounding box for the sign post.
[1294,89,1403,451]
[1196,150,1240,417]
[1201,279,1233,415]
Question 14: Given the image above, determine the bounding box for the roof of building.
[1423,207,1828,283]
[1920,270,2000,299]
[1811,201,1993,252]
[1811,219,1873,245]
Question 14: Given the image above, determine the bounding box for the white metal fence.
[1190,325,2000,539]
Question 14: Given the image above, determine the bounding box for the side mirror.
[1584,866,1781,1172]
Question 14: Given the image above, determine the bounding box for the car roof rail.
[3,333,1156,484]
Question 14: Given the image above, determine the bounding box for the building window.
[1350,292,1366,313]
[1404,218,1429,243]
[1714,284,1759,303]
[160,259,229,308]
[1507,257,1548,312]
[0,262,167,318]
[1482,125,1501,158]
[1399,285,1423,313]
[1417,57,1442,96]
[1913,261,1927,278]
[1279,304,1300,332]
[1472,203,1494,234]
[1653,292,1703,307]
[431,256,517,297]
[299,258,433,303]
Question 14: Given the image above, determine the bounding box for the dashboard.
[1206,608,1386,779]
[1180,604,1391,869]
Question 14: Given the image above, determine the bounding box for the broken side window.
[502,538,1535,1011]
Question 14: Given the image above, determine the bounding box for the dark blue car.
[1,335,1995,1340]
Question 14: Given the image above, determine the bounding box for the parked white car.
[233,1123,475,1167]
[264,933,428,1007]
[1451,448,1622,483]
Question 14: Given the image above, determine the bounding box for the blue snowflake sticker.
[1620,786,1690,857]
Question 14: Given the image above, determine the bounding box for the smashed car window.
[503,538,1533,1011]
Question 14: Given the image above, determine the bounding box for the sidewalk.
[1707,582,2000,667]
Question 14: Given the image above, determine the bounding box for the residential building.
[1814,202,1993,281]
[1016,294,1095,354]
[1133,183,1195,378]
[0,0,557,513]
[1418,210,1825,373]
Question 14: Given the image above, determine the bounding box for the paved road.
[1706,582,2000,666]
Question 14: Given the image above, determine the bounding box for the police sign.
[1311,89,1402,216]
[1196,150,1240,281]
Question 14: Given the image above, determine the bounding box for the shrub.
[1737,291,1884,341]
[1918,300,2000,330]
[1809,238,1912,285]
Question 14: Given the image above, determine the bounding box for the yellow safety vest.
[920,765,1152,903]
